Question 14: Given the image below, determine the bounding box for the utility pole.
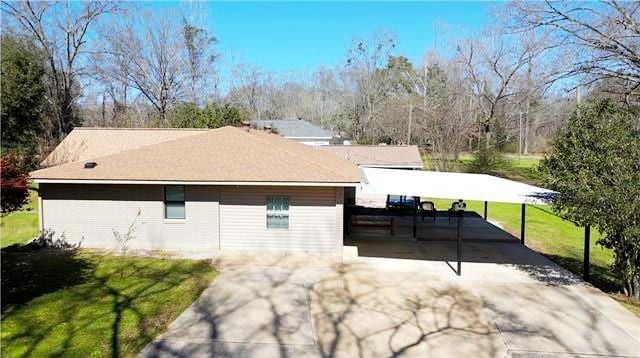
[407,99,413,145]
[518,112,523,158]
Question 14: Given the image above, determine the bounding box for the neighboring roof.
[31,126,360,184]
[251,119,336,139]
[41,127,208,167]
[360,167,556,205]
[318,145,423,169]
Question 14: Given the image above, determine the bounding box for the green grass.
[1,249,217,357]
[1,188,40,247]
[455,153,543,185]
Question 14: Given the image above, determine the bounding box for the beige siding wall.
[40,184,346,254]
[40,184,219,252]
[219,186,340,252]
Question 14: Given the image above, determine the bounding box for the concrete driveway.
[140,253,640,358]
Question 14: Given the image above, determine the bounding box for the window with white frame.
[164,185,185,219]
[266,196,289,229]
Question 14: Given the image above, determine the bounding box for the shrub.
[1,152,29,213]
[466,146,510,175]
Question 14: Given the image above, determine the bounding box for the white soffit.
[360,167,556,205]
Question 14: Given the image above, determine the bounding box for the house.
[317,145,423,207]
[317,145,423,170]
[30,126,360,255]
[250,118,338,146]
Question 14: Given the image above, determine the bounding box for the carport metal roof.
[359,167,556,205]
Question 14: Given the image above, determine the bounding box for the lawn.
[1,188,39,247]
[451,153,543,185]
[1,249,217,357]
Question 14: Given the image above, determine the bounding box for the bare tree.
[342,31,397,143]
[99,11,196,124]
[507,0,640,103]
[455,31,555,149]
[181,19,218,104]
[2,0,117,142]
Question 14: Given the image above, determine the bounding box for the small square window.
[266,196,289,229]
[165,186,185,219]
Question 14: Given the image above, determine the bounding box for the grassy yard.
[1,249,216,357]
[1,188,39,247]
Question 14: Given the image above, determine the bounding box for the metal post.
[520,204,526,245]
[413,211,417,239]
[456,213,463,276]
[584,225,591,281]
[483,201,488,220]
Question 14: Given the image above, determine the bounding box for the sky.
[165,1,491,73]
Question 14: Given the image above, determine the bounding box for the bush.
[540,100,640,298]
[466,146,510,175]
[1,152,29,213]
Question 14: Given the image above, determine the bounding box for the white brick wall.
[39,183,345,254]
[40,184,219,252]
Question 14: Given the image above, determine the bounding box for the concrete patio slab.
[473,283,640,357]
[139,265,328,357]
[310,265,507,358]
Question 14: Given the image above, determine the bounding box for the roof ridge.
[243,128,354,181]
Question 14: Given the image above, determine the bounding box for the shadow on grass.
[542,253,620,293]
[1,247,215,357]
[1,246,94,313]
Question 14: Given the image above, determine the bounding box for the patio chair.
[447,201,466,222]
[420,201,437,222]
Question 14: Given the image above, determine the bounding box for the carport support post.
[456,213,462,276]
[483,201,488,220]
[412,211,417,239]
[584,225,591,281]
[520,204,526,245]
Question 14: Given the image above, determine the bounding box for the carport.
[354,168,591,278]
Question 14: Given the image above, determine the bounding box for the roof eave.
[32,178,360,187]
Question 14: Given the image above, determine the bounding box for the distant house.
[317,145,423,170]
[316,145,423,207]
[251,118,338,146]
[31,126,360,255]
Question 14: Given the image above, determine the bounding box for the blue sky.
[174,1,491,72]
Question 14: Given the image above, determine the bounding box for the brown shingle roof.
[31,126,360,184]
[318,145,423,168]
[41,127,208,167]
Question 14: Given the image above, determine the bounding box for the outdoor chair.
[420,201,437,222]
[447,201,466,222]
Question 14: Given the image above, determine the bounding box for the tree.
[181,20,218,104]
[1,1,117,142]
[102,13,186,124]
[540,100,640,298]
[1,153,29,213]
[0,35,45,159]
[507,0,640,103]
[167,102,245,129]
[342,32,397,143]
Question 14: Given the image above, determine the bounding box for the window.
[266,196,289,229]
[164,186,185,219]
